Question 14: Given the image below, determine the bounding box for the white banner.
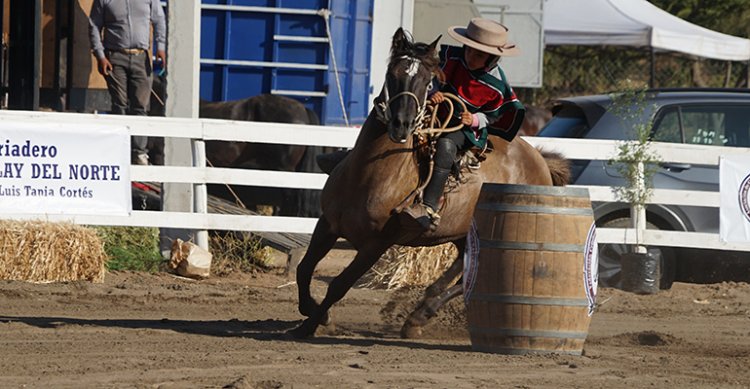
[0,122,130,216]
[720,155,750,242]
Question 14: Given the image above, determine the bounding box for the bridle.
[375,55,431,129]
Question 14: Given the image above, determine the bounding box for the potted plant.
[608,84,662,294]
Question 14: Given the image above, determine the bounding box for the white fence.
[2,109,750,253]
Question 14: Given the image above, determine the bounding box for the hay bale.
[0,220,106,283]
[359,243,458,290]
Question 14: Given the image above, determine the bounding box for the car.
[536,88,750,289]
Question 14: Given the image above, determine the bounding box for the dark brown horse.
[200,95,325,217]
[147,74,324,216]
[291,29,569,338]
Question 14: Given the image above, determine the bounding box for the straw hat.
[448,18,520,56]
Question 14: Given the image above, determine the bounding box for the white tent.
[544,0,750,61]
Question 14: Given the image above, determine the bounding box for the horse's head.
[377,28,441,143]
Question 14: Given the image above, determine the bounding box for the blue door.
[199,0,373,125]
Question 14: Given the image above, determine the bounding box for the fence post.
[192,139,208,250]
[631,161,647,254]
[161,0,204,255]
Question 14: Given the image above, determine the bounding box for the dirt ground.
[1,249,749,389]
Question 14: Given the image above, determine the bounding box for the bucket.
[464,184,598,355]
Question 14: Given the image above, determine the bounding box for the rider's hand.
[97,57,113,76]
[430,91,445,105]
[461,111,474,126]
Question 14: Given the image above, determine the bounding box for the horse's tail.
[540,148,571,186]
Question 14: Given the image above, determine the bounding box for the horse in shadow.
[290,29,570,339]
[148,74,324,217]
[200,94,325,217]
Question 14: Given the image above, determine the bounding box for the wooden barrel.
[464,184,597,355]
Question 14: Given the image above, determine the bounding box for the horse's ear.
[428,34,442,53]
[392,27,410,53]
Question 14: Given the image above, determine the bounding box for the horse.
[199,94,324,217]
[290,28,570,339]
[147,74,324,217]
[519,105,552,137]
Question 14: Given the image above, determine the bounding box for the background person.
[88,0,167,165]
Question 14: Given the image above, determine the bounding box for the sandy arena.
[1,250,749,388]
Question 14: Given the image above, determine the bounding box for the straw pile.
[0,220,106,283]
[359,243,459,290]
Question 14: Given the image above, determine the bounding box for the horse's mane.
[389,30,440,71]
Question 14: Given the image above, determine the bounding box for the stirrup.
[401,202,439,231]
[423,204,441,227]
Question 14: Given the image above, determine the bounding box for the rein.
[376,89,427,126]
[391,93,471,215]
[374,55,474,214]
[415,92,467,136]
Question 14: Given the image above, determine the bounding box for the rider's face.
[464,46,491,71]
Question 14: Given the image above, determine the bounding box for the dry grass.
[209,231,272,276]
[358,243,458,290]
[94,226,163,272]
[0,220,106,283]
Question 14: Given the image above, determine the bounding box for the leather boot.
[401,167,451,231]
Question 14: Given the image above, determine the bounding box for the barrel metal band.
[475,203,594,216]
[469,326,589,339]
[479,239,584,253]
[469,293,590,307]
[471,345,583,356]
[481,184,590,198]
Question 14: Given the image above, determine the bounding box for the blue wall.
[199,0,373,125]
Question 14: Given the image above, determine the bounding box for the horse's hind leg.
[297,216,338,319]
[290,239,393,339]
[401,238,466,338]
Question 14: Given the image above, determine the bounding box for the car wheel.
[597,217,676,290]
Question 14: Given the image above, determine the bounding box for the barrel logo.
[583,222,598,316]
[739,173,750,223]
[463,219,480,305]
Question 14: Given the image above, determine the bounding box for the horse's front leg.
[401,238,466,338]
[296,216,338,319]
[290,239,393,339]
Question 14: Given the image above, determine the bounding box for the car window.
[651,105,750,147]
[723,106,750,147]
[677,105,750,147]
[682,107,726,146]
[652,107,681,143]
[537,106,589,138]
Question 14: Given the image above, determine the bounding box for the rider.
[403,18,526,231]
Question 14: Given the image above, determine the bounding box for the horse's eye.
[426,82,433,92]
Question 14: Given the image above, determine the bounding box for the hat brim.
[448,26,520,57]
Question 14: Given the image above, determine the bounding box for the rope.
[205,159,247,210]
[150,88,165,107]
[319,9,350,127]
[416,92,468,136]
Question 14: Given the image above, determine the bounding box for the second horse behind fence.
[148,76,325,217]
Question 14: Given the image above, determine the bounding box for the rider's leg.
[401,131,467,230]
[421,132,464,219]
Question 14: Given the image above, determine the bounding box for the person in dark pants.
[88,0,166,165]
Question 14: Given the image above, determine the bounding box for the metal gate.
[199,0,374,125]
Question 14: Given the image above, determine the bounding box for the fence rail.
[2,110,750,252]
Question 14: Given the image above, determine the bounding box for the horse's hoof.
[288,322,316,339]
[400,323,423,339]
